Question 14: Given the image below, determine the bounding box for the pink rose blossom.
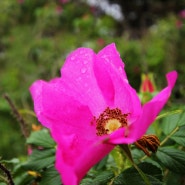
[30,43,177,185]
[176,19,183,29]
[97,38,106,47]
[55,6,63,15]
[140,73,155,93]
[179,9,185,19]
[59,0,69,4]
[17,0,24,4]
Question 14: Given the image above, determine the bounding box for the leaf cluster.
[79,108,185,185]
[1,129,60,185]
[4,108,184,185]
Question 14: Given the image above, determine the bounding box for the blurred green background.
[0,0,185,159]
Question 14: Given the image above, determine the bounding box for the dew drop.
[124,79,128,83]
[118,66,123,72]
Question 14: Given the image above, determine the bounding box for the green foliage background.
[0,0,185,172]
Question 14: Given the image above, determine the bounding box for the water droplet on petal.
[119,66,123,72]
[124,79,128,83]
[81,68,87,74]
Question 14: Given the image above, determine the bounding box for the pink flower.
[30,43,177,185]
[97,38,106,47]
[140,73,155,93]
[55,6,63,15]
[179,9,185,19]
[176,19,183,29]
[17,0,24,4]
[59,0,69,4]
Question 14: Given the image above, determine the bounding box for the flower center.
[95,107,129,136]
[104,119,121,134]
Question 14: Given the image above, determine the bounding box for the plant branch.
[160,126,179,146]
[119,145,151,185]
[0,163,14,185]
[3,93,30,138]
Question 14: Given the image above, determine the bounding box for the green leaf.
[14,172,34,185]
[80,178,93,185]
[156,147,185,174]
[164,171,184,185]
[40,166,61,185]
[161,113,180,135]
[27,129,56,148]
[113,162,163,185]
[2,158,20,164]
[132,148,145,163]
[91,170,114,185]
[161,110,185,135]
[93,155,109,171]
[170,126,185,146]
[177,110,185,126]
[110,146,127,171]
[23,149,55,171]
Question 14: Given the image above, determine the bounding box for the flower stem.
[160,126,179,146]
[119,145,151,185]
[3,93,30,138]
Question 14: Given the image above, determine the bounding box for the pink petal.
[30,78,99,135]
[96,43,142,122]
[55,138,114,185]
[107,71,178,144]
[93,53,115,106]
[131,71,178,138]
[104,127,136,144]
[97,43,127,79]
[61,47,106,116]
[30,78,72,128]
[51,104,97,142]
[29,79,62,128]
[51,106,114,185]
[30,77,113,184]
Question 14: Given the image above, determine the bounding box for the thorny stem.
[0,174,9,184]
[0,163,14,185]
[3,93,30,138]
[119,145,151,185]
